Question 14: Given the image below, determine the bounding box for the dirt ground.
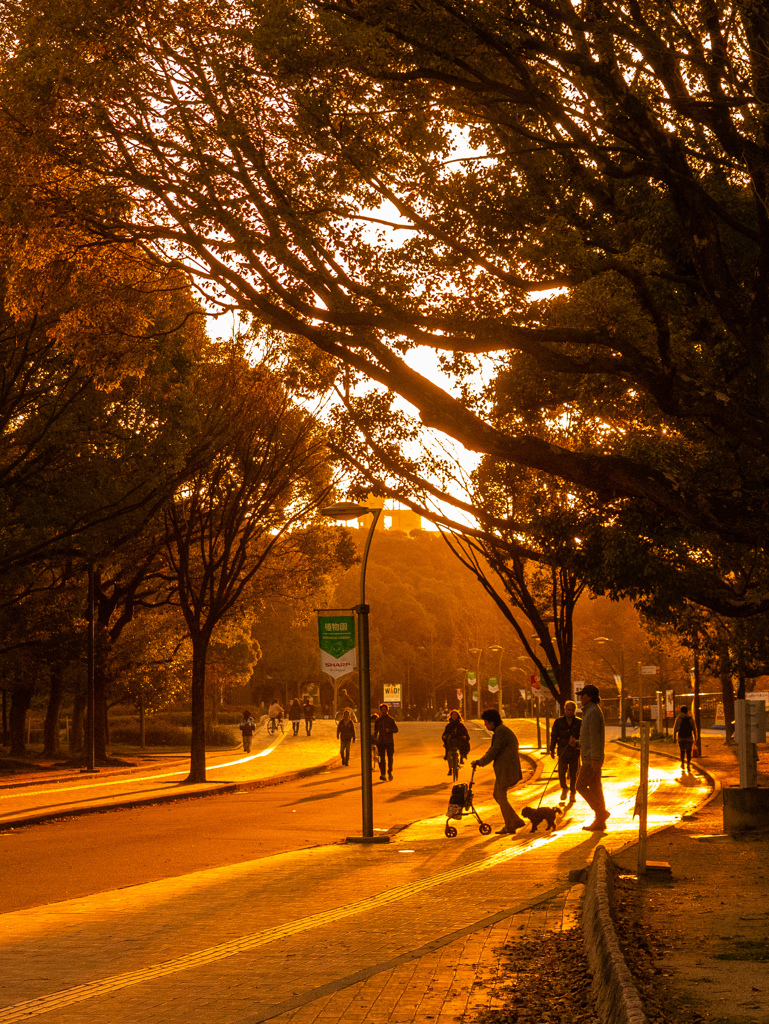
[612,741,769,1024]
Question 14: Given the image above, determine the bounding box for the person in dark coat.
[442,710,471,775]
[238,710,256,752]
[288,698,302,736]
[549,700,581,804]
[337,709,356,765]
[373,702,399,781]
[369,712,379,771]
[576,684,609,831]
[472,708,524,834]
[301,697,315,735]
[673,705,698,771]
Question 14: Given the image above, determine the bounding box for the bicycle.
[446,745,461,782]
[266,716,284,736]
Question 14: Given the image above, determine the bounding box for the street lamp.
[456,668,468,715]
[321,502,387,844]
[489,645,504,716]
[469,647,482,718]
[596,636,626,740]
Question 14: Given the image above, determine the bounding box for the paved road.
[0,721,711,1024]
[0,723,336,827]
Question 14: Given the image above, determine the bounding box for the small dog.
[521,805,562,832]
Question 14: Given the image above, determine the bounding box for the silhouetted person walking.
[301,697,315,735]
[337,709,356,766]
[673,705,698,771]
[576,685,609,831]
[238,711,255,753]
[288,698,302,736]
[549,700,581,803]
[373,703,398,780]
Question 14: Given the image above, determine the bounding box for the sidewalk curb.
[0,757,340,830]
[582,747,724,1024]
[583,845,648,1024]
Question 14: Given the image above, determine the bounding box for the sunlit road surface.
[0,726,328,827]
[0,722,710,1024]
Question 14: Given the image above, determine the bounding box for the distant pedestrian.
[337,709,356,766]
[673,705,698,771]
[288,698,302,736]
[442,710,470,775]
[472,708,525,835]
[624,697,637,728]
[369,712,379,771]
[549,700,581,804]
[301,697,315,735]
[238,710,256,753]
[337,688,357,721]
[373,702,399,780]
[576,685,609,831]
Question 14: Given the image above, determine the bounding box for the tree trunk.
[93,634,108,761]
[1,689,9,745]
[736,647,747,701]
[9,685,33,757]
[70,680,85,754]
[187,632,209,783]
[692,648,703,754]
[43,662,64,758]
[139,692,146,749]
[719,642,735,745]
[210,667,218,726]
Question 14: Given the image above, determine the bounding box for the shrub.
[109,723,191,746]
[108,719,238,747]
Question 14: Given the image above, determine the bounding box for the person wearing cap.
[576,684,609,831]
[471,708,525,835]
[549,700,581,804]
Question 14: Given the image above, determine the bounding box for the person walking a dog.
[549,700,581,804]
[471,708,525,835]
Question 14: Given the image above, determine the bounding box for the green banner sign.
[317,612,357,679]
[318,614,355,657]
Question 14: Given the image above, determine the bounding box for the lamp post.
[469,647,482,718]
[321,502,387,844]
[489,645,504,716]
[80,562,98,775]
[596,636,626,740]
[456,668,468,715]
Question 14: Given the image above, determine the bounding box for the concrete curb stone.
[582,845,649,1024]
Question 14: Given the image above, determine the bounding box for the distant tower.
[387,507,422,533]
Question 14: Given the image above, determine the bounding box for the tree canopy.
[4,0,769,617]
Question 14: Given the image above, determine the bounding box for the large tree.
[6,0,769,614]
[161,350,335,782]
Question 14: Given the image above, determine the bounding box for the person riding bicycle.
[442,709,471,776]
[268,700,285,727]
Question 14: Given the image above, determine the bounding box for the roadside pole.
[637,722,649,875]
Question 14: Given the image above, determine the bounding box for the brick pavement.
[0,730,714,1024]
[0,781,616,1024]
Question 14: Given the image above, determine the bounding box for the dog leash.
[537,757,559,809]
